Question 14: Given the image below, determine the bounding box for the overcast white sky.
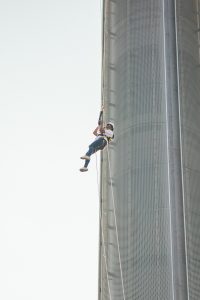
[0,1,102,299]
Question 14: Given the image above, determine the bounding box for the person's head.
[106,122,114,131]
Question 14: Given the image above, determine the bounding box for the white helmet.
[106,122,114,130]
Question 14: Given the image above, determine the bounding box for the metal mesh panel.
[99,0,200,299]
[176,0,200,299]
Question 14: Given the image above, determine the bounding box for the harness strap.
[97,135,112,144]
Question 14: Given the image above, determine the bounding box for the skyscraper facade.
[99,1,200,300]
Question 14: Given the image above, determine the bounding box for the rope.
[174,0,189,298]
[95,153,112,300]
[106,145,126,300]
[98,1,126,297]
[97,2,113,297]
[101,0,105,110]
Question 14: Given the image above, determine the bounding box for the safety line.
[98,1,112,297]
[99,1,125,298]
[174,0,190,298]
[101,0,106,110]
[95,153,112,300]
[162,1,175,299]
[162,0,175,300]
[106,145,126,300]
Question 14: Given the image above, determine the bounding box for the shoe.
[80,155,90,160]
[80,167,88,172]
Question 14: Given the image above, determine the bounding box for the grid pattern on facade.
[100,1,173,299]
[176,0,200,299]
[99,0,200,299]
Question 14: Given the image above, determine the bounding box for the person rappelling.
[79,106,114,172]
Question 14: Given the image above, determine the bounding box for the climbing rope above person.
[79,106,114,172]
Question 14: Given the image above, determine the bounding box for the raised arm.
[93,125,105,136]
[94,106,105,136]
[93,126,99,136]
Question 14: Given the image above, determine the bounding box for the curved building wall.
[99,1,200,300]
[176,1,200,299]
